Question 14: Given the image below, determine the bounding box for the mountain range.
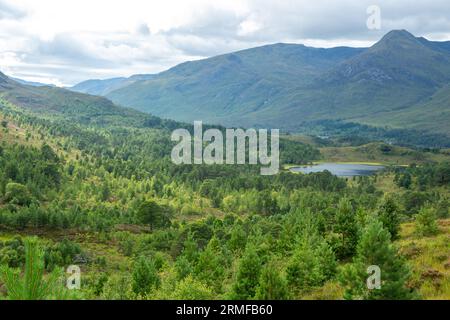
[70,30,450,137]
[9,77,55,87]
[72,74,155,96]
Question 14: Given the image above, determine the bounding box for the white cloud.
[238,15,263,36]
[0,0,450,86]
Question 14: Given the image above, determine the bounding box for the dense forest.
[296,120,450,149]
[0,96,449,300]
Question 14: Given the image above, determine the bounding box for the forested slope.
[0,78,449,300]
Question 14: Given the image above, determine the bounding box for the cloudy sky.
[1,0,450,86]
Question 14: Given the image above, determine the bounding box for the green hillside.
[68,30,450,139]
[355,84,450,135]
[0,71,173,129]
[71,74,155,96]
[1,68,449,301]
[104,44,363,122]
[287,30,450,125]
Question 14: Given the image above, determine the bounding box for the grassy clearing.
[320,143,450,165]
[283,161,385,170]
[284,139,450,171]
[398,219,450,300]
[0,112,85,163]
[0,114,34,146]
[301,281,345,300]
[300,219,450,300]
[284,134,450,166]
[373,173,404,194]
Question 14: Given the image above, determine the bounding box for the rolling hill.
[70,30,450,138]
[0,71,165,128]
[263,30,450,130]
[71,44,363,123]
[10,77,55,87]
[71,74,155,96]
[105,44,364,126]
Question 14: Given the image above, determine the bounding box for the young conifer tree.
[255,261,289,300]
[415,206,439,236]
[0,238,69,300]
[340,218,416,300]
[231,244,262,300]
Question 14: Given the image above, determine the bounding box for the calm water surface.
[289,163,385,177]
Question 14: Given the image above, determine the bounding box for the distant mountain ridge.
[70,30,450,136]
[10,77,55,87]
[0,71,149,125]
[71,74,155,96]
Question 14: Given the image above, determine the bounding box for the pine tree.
[340,218,416,300]
[255,262,289,300]
[101,275,132,300]
[172,275,214,300]
[228,224,247,252]
[286,238,336,290]
[231,244,262,299]
[396,173,412,189]
[4,182,32,206]
[334,198,358,258]
[436,199,449,218]
[0,238,69,300]
[135,200,169,230]
[315,240,337,282]
[194,236,226,292]
[378,197,401,240]
[181,232,199,263]
[415,206,439,236]
[175,255,193,280]
[131,256,160,297]
[286,241,320,289]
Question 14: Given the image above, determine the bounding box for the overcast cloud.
[1,0,450,86]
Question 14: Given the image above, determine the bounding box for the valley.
[0,28,449,302]
[70,30,450,142]
[0,86,449,299]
